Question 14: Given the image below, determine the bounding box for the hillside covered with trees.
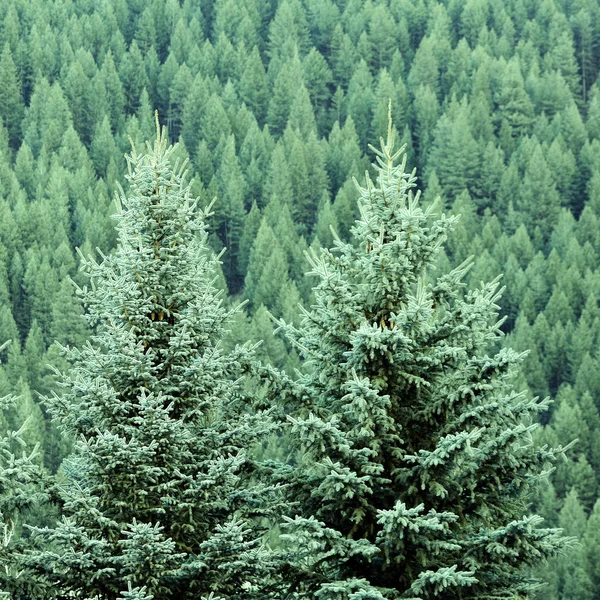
[0,0,599,598]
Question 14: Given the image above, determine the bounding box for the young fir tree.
[26,120,277,600]
[269,116,572,599]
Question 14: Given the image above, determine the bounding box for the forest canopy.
[0,0,598,598]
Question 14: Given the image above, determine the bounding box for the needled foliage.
[269,118,572,599]
[25,122,278,600]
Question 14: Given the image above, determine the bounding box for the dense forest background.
[0,0,599,597]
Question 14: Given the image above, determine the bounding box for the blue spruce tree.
[26,120,277,600]
[269,114,572,599]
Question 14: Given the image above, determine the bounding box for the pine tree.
[119,41,149,114]
[371,69,401,143]
[167,63,193,140]
[62,59,95,146]
[426,105,480,202]
[302,48,332,134]
[326,117,363,195]
[267,57,302,137]
[268,116,571,599]
[367,4,398,71]
[91,114,121,178]
[495,57,534,136]
[201,93,231,151]
[181,74,209,161]
[25,121,277,600]
[347,60,374,149]
[244,217,279,309]
[99,51,126,132]
[9,378,45,454]
[238,201,262,279]
[215,134,247,291]
[329,24,356,89]
[288,84,317,140]
[268,0,310,64]
[517,141,560,249]
[413,84,440,166]
[0,43,24,149]
[240,46,269,125]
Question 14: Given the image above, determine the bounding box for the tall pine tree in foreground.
[26,120,277,600]
[270,116,572,599]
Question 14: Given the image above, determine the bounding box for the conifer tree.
[347,60,374,149]
[302,48,332,134]
[517,142,560,248]
[215,134,247,291]
[413,84,440,166]
[238,201,262,279]
[329,25,355,89]
[240,46,269,125]
[244,217,279,309]
[555,489,593,600]
[0,43,24,149]
[26,120,276,600]
[267,58,302,137]
[495,57,534,135]
[269,116,571,599]
[99,51,126,132]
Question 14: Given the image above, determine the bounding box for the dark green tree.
[238,200,261,279]
[0,43,24,149]
[555,489,593,600]
[62,59,95,145]
[215,134,247,290]
[413,84,440,166]
[329,24,356,88]
[495,57,534,136]
[99,51,126,132]
[302,47,332,133]
[240,46,269,124]
[201,93,231,151]
[288,84,317,140]
[326,117,363,194]
[517,141,560,248]
[371,69,402,143]
[407,35,440,93]
[268,0,310,64]
[584,499,600,590]
[267,56,302,137]
[91,114,121,179]
[167,63,193,140]
[426,105,480,202]
[244,217,279,309]
[181,74,209,161]
[347,60,374,149]
[119,40,149,114]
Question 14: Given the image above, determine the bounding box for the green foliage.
[269,123,570,598]
[25,125,277,599]
[0,0,597,595]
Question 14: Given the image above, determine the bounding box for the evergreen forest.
[0,0,599,597]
